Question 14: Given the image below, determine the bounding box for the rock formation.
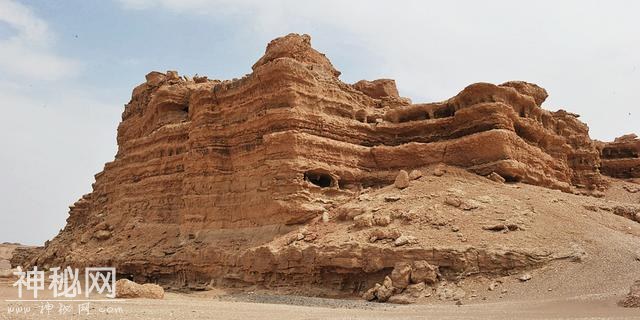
[115,279,165,299]
[598,134,640,178]
[18,33,640,298]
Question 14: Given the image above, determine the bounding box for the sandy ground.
[1,284,639,320]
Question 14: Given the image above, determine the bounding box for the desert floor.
[1,285,639,320]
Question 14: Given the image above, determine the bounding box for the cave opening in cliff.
[502,175,521,183]
[398,110,431,122]
[433,106,455,118]
[158,102,189,123]
[304,170,335,188]
[602,147,639,159]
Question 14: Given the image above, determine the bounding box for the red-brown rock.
[20,34,639,300]
[598,134,640,178]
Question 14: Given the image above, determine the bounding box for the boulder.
[500,81,548,107]
[375,276,395,302]
[408,169,423,180]
[145,71,166,86]
[518,273,532,282]
[353,79,399,99]
[384,195,401,202]
[390,262,412,289]
[335,203,366,220]
[165,70,179,80]
[486,172,506,183]
[373,214,392,227]
[94,230,112,241]
[353,214,374,228]
[444,197,462,208]
[362,283,381,301]
[394,235,417,247]
[394,170,410,189]
[115,279,164,299]
[410,260,439,284]
[368,228,401,243]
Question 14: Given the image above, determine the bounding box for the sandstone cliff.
[19,34,640,300]
[598,134,640,178]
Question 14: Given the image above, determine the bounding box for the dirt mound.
[18,34,640,303]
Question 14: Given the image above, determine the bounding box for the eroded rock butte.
[16,34,640,300]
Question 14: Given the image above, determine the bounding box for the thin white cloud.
[0,0,80,80]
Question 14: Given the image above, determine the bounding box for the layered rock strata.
[20,33,639,294]
[598,134,640,178]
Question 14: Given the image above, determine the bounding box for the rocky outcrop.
[21,33,638,297]
[8,246,41,269]
[353,79,400,99]
[598,134,640,178]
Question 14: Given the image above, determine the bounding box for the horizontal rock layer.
[21,33,638,292]
[598,134,640,178]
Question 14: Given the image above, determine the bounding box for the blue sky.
[0,0,638,245]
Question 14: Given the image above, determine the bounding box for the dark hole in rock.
[433,106,455,118]
[305,171,335,188]
[602,147,639,159]
[158,102,189,123]
[398,110,431,122]
[502,175,521,183]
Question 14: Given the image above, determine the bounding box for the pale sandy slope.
[1,287,639,320]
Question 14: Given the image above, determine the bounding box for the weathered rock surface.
[8,246,40,269]
[618,280,640,308]
[115,279,164,299]
[19,33,640,301]
[394,170,410,189]
[411,260,439,285]
[389,262,411,289]
[598,134,640,178]
[353,79,400,99]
